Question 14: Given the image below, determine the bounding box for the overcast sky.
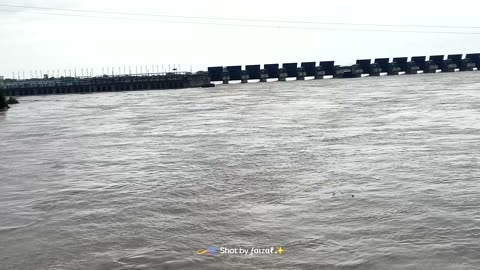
[1,0,480,78]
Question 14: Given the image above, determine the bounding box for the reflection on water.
[1,72,480,270]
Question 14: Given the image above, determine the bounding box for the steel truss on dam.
[208,54,480,84]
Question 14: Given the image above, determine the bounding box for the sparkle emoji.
[274,247,284,255]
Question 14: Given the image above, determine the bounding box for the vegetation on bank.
[0,93,9,109]
[0,94,19,110]
[7,96,19,104]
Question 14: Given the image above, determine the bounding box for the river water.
[1,72,480,270]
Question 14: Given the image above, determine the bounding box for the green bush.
[7,96,19,104]
[0,93,9,109]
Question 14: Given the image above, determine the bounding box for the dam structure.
[0,72,210,97]
[208,53,480,83]
[2,53,480,97]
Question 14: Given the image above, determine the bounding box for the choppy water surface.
[1,72,480,270]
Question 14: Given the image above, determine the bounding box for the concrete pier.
[278,68,288,81]
[260,69,268,82]
[314,67,325,79]
[374,58,400,75]
[333,67,345,79]
[369,63,382,76]
[374,58,391,75]
[341,65,363,78]
[442,59,458,72]
[430,55,455,72]
[466,53,480,70]
[387,63,401,75]
[406,62,420,74]
[450,54,475,71]
[425,60,439,73]
[222,70,230,84]
[461,59,476,71]
[241,70,249,83]
[357,59,382,76]
[320,61,343,78]
[296,67,306,80]
[412,57,438,73]
[392,57,417,74]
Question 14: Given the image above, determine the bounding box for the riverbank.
[0,94,19,110]
[0,93,9,110]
